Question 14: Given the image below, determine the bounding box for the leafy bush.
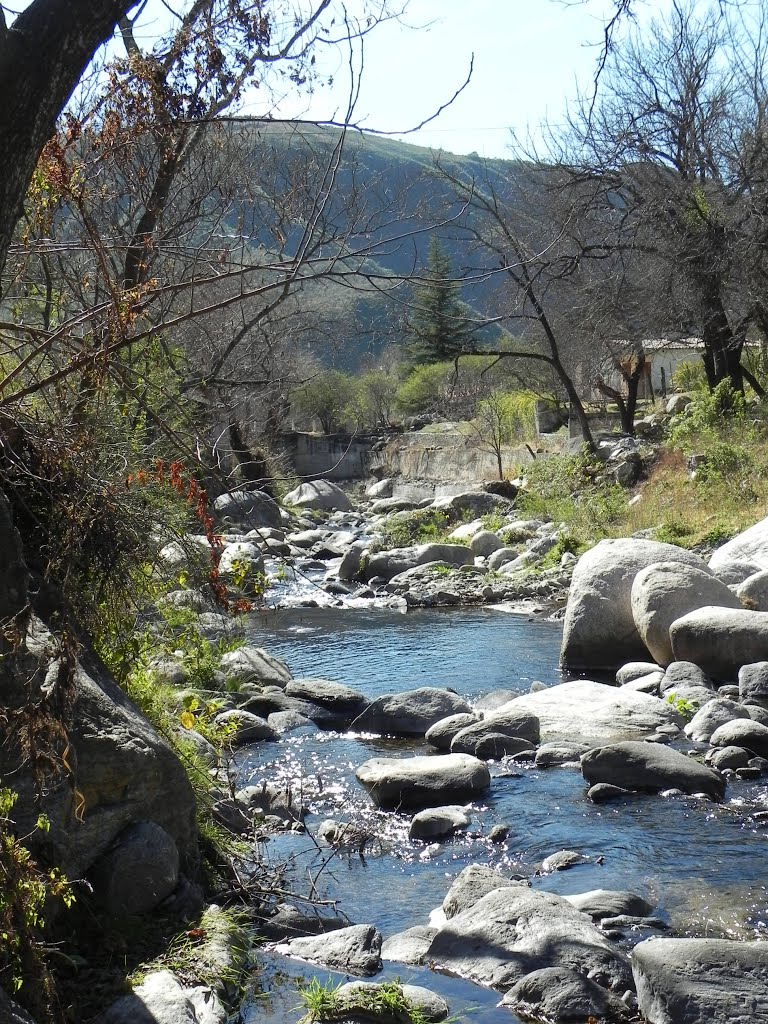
[670,360,708,393]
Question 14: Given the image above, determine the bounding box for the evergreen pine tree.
[406,236,474,364]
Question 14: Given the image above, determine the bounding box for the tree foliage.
[405,236,475,364]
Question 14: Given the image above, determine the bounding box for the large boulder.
[709,515,768,583]
[212,489,281,529]
[442,865,526,919]
[98,970,225,1024]
[425,713,479,751]
[354,687,472,736]
[431,491,512,520]
[632,938,768,1024]
[363,543,474,583]
[580,741,725,801]
[737,569,768,611]
[501,967,633,1022]
[355,754,490,810]
[450,708,540,756]
[89,821,179,917]
[561,539,707,671]
[684,698,750,743]
[219,646,292,687]
[425,886,632,993]
[739,661,768,699]
[630,562,741,667]
[0,512,197,885]
[669,606,768,679]
[709,718,768,758]
[409,805,471,841]
[283,480,353,512]
[275,923,382,975]
[564,889,654,921]
[284,678,368,714]
[498,680,682,743]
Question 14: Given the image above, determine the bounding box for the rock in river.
[669,606,768,679]
[275,923,382,976]
[580,740,725,801]
[630,561,741,667]
[355,753,490,810]
[354,687,472,737]
[499,680,681,742]
[502,966,633,1022]
[560,539,707,671]
[632,937,768,1024]
[425,886,632,993]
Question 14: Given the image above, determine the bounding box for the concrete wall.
[372,428,536,492]
[282,432,379,480]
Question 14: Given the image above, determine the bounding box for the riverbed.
[237,606,768,1022]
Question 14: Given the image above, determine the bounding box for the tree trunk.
[0,0,132,282]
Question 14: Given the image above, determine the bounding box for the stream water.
[236,606,768,1022]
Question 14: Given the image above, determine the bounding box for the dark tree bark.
[0,0,132,281]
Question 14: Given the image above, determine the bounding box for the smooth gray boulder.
[356,754,490,810]
[450,711,540,756]
[354,687,472,737]
[540,849,585,873]
[565,889,654,920]
[706,745,752,770]
[709,515,768,581]
[219,646,291,687]
[469,733,535,760]
[363,543,474,582]
[432,490,512,519]
[283,480,353,512]
[737,568,768,611]
[212,489,281,529]
[3,626,197,883]
[285,678,367,712]
[561,539,707,671]
[425,713,479,750]
[739,662,768,699]
[275,923,382,975]
[366,478,393,498]
[737,568,768,610]
[487,546,518,570]
[581,741,725,801]
[669,606,768,679]
[709,718,768,758]
[632,937,768,1023]
[89,822,179,917]
[409,805,471,841]
[469,530,504,556]
[631,561,740,667]
[426,886,632,993]
[97,970,225,1024]
[381,926,437,965]
[535,742,592,767]
[502,966,633,1022]
[616,662,661,685]
[684,698,750,742]
[442,864,527,919]
[500,680,682,742]
[212,709,277,744]
[660,661,714,693]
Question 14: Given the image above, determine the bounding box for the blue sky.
[262,0,665,158]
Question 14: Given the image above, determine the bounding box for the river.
[236,606,768,1022]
